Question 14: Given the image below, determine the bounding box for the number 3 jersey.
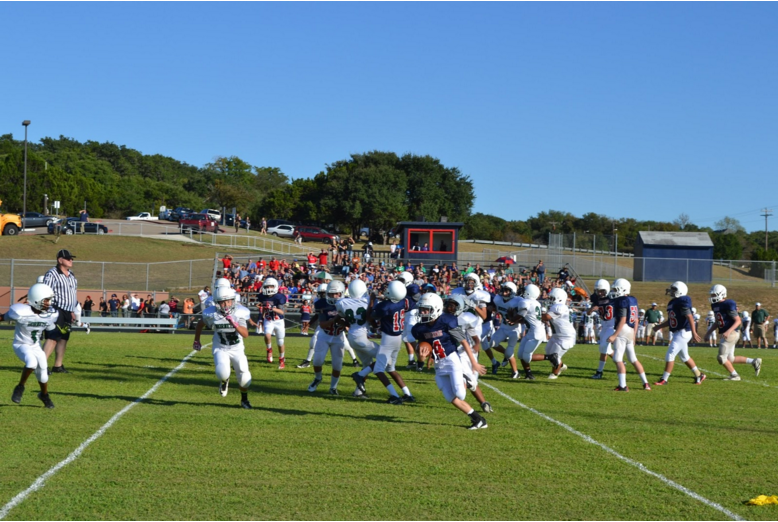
[590,293,615,330]
[202,304,250,349]
[710,299,740,334]
[6,303,59,346]
[335,295,370,335]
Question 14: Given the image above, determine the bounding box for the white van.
[200,209,222,222]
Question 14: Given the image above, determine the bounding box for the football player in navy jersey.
[255,277,288,369]
[590,279,615,379]
[412,293,488,429]
[402,282,422,368]
[704,285,762,380]
[651,282,705,386]
[308,281,349,395]
[605,279,651,391]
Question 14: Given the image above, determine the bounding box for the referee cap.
[56,249,76,260]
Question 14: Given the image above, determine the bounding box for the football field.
[1,332,776,520]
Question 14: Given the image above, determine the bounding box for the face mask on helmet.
[28,283,55,316]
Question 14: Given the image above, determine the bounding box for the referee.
[42,249,79,373]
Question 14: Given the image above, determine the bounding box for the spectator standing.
[159,301,171,317]
[121,294,130,319]
[235,214,241,234]
[99,297,108,317]
[318,249,328,269]
[83,296,94,317]
[198,286,211,307]
[645,303,663,345]
[752,303,771,349]
[261,217,268,235]
[108,294,120,318]
[79,210,88,222]
[534,260,546,284]
[130,293,142,317]
[42,249,80,374]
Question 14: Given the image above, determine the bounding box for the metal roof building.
[633,232,714,283]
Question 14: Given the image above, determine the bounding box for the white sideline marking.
[639,352,772,388]
[480,381,745,521]
[0,347,207,520]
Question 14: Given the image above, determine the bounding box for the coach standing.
[42,249,79,373]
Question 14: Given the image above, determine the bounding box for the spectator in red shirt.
[307,252,317,270]
[258,258,266,271]
[269,257,280,272]
[222,255,232,271]
[318,249,328,268]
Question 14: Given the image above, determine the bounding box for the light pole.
[22,120,31,232]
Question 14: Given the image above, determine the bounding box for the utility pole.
[761,208,773,251]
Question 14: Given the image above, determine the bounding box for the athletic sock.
[315,371,323,380]
[618,373,627,388]
[490,358,498,365]
[408,354,415,363]
[691,367,701,377]
[358,367,372,378]
[662,371,671,381]
[639,373,648,385]
[466,408,476,418]
[746,358,754,364]
[597,360,606,372]
[386,384,399,397]
[330,376,340,389]
[401,386,411,396]
[241,392,248,401]
[731,371,739,377]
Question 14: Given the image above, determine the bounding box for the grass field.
[1,332,776,520]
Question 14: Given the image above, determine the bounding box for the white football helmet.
[28,283,55,314]
[443,294,467,317]
[464,273,481,295]
[348,279,367,299]
[317,283,328,298]
[611,278,631,298]
[709,284,727,303]
[215,278,231,289]
[707,311,715,317]
[214,286,236,315]
[594,279,610,298]
[742,311,749,319]
[639,308,646,317]
[500,282,518,299]
[692,307,697,314]
[397,272,413,287]
[262,277,279,296]
[522,284,540,300]
[386,280,407,303]
[326,280,345,304]
[666,281,688,298]
[418,293,444,323]
[548,287,567,305]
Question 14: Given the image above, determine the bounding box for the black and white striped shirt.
[43,266,78,312]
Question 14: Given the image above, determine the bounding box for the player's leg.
[230,349,253,408]
[274,319,286,369]
[309,333,330,392]
[611,337,629,390]
[213,349,232,397]
[624,341,649,388]
[343,337,359,367]
[373,335,401,400]
[328,337,346,394]
[297,328,318,368]
[386,336,414,401]
[593,328,614,379]
[263,320,274,362]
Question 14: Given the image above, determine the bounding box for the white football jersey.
[547,303,576,339]
[583,311,595,326]
[336,296,370,334]
[6,303,58,346]
[517,297,546,340]
[457,311,481,340]
[493,294,521,330]
[202,304,250,350]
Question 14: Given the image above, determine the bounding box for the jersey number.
[629,306,639,326]
[392,311,405,332]
[344,307,367,326]
[668,311,678,329]
[218,331,241,345]
[431,339,446,361]
[600,305,613,321]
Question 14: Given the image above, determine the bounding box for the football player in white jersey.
[583,305,596,344]
[338,279,378,397]
[515,284,552,380]
[740,311,752,348]
[444,294,493,413]
[193,286,253,409]
[297,283,328,369]
[2,282,59,408]
[487,282,522,377]
[591,279,615,379]
[452,273,494,369]
[636,309,646,345]
[543,288,576,379]
[706,311,717,347]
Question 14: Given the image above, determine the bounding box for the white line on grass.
[480,381,746,521]
[639,352,772,388]
[0,347,207,520]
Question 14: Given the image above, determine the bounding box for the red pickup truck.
[179,213,220,233]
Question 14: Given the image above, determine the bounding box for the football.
[417,341,433,359]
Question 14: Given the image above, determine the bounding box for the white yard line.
[480,381,746,521]
[0,347,207,520]
[638,352,772,388]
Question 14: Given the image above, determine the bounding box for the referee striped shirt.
[42,266,78,312]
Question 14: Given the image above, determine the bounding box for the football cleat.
[219,379,229,397]
[307,377,322,392]
[695,374,707,385]
[387,395,404,405]
[401,394,416,403]
[463,375,477,392]
[84,323,91,335]
[559,363,568,373]
[468,414,488,430]
[240,399,252,409]
[511,371,520,379]
[266,349,273,363]
[329,388,339,396]
[753,358,762,377]
[491,361,500,375]
[481,401,493,413]
[643,383,652,391]
[591,371,603,380]
[278,358,286,370]
[548,373,558,380]
[351,372,366,393]
[613,386,629,392]
[725,374,741,381]
[352,359,360,368]
[51,366,70,374]
[654,379,668,386]
[524,371,535,381]
[38,392,55,409]
[296,360,311,369]
[11,384,24,404]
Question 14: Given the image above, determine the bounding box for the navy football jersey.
[314,297,345,336]
[256,293,287,321]
[612,295,639,329]
[667,296,693,332]
[406,284,420,311]
[591,293,615,326]
[372,299,409,336]
[710,299,740,334]
[411,313,467,361]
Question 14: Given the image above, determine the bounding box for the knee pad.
[215,365,231,382]
[627,353,638,364]
[36,366,49,384]
[238,371,252,389]
[728,353,735,363]
[679,353,690,363]
[717,355,728,365]
[504,345,515,360]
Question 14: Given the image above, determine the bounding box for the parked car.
[179,213,220,233]
[266,219,293,229]
[296,225,338,243]
[200,209,222,222]
[169,207,193,221]
[267,224,295,238]
[47,217,109,235]
[125,212,159,221]
[19,212,58,228]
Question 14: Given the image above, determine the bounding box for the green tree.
[711,232,743,260]
[714,216,745,233]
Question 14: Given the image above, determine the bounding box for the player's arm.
[450,326,486,376]
[685,310,702,343]
[723,311,741,340]
[193,318,207,350]
[607,316,627,344]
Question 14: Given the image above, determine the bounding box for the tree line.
[1,134,775,263]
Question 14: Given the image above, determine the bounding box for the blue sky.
[2,2,777,232]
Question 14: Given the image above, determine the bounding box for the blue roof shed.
[633,232,714,283]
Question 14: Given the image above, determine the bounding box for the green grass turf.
[0,332,777,520]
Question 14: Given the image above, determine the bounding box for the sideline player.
[704,285,761,380]
[2,282,58,408]
[193,285,253,409]
[413,293,489,430]
[256,277,288,369]
[308,281,348,395]
[740,311,752,348]
[337,279,378,397]
[705,311,717,347]
[543,288,576,379]
[652,281,705,386]
[590,279,615,379]
[606,279,651,391]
